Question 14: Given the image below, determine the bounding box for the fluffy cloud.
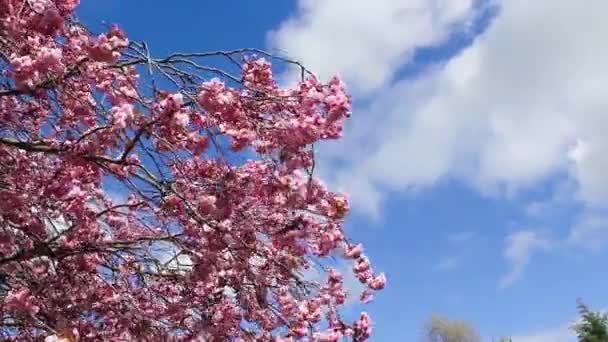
[269,0,477,94]
[567,212,608,252]
[499,231,552,289]
[271,0,608,220]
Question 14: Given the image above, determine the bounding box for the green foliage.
[424,314,481,342]
[573,299,608,342]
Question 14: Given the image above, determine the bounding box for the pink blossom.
[4,287,39,314]
[88,25,128,62]
[173,111,190,128]
[111,103,134,128]
[360,289,374,303]
[314,330,342,342]
[345,243,363,259]
[353,256,371,273]
[30,0,52,13]
[197,194,216,215]
[242,57,275,89]
[353,312,373,341]
[36,47,64,73]
[368,272,387,290]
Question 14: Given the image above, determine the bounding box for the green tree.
[572,299,608,342]
[424,314,481,342]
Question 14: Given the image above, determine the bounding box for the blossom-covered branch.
[0,0,384,341]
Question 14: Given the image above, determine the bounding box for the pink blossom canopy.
[0,1,384,340]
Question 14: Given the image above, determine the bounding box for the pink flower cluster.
[345,243,386,302]
[195,60,352,158]
[87,25,129,63]
[10,47,64,89]
[4,287,40,315]
[242,57,276,89]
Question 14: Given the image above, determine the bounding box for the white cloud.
[433,232,475,272]
[567,212,608,252]
[269,0,477,94]
[524,180,577,219]
[568,137,608,205]
[271,0,608,218]
[510,323,574,342]
[271,0,608,290]
[499,231,552,289]
[433,255,459,272]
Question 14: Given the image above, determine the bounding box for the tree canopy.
[0,0,384,340]
[424,314,481,342]
[572,299,608,342]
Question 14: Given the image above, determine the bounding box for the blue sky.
[78,1,608,341]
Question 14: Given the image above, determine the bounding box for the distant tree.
[424,314,481,342]
[572,299,608,342]
[495,337,512,342]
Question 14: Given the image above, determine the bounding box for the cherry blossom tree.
[0,0,385,341]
